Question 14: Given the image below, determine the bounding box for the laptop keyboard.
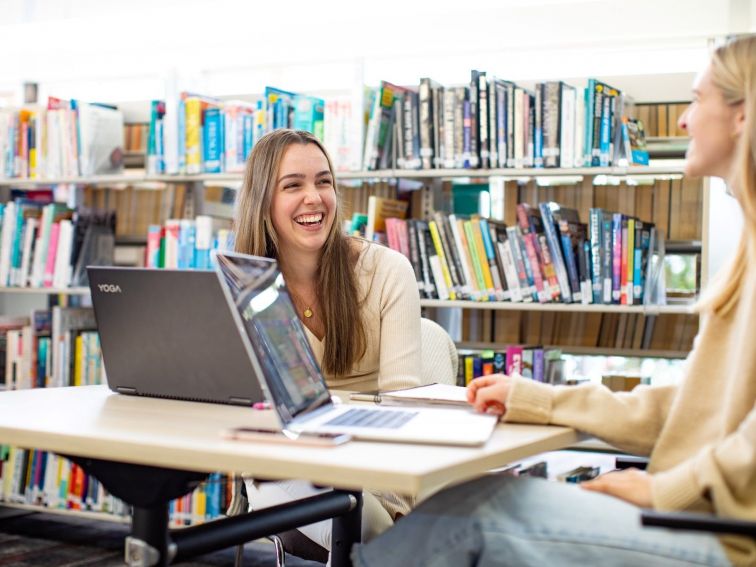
[324,408,418,429]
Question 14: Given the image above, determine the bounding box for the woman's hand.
[466,374,510,416]
[581,468,653,508]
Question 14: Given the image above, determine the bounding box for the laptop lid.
[214,251,332,425]
[88,266,265,406]
[214,251,499,447]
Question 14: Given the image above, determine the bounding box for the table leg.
[331,490,362,567]
[126,504,171,567]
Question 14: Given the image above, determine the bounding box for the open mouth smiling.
[294,212,324,226]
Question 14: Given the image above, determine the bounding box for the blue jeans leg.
[351,475,732,567]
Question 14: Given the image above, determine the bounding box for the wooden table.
[0,386,580,565]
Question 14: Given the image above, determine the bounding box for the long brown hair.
[233,129,366,376]
[697,35,756,316]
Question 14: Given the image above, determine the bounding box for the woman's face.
[270,143,337,258]
[679,65,744,180]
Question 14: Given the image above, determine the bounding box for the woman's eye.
[318,178,333,186]
[284,183,299,190]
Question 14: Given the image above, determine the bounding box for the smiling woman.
[232,129,423,557]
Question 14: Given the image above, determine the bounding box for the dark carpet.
[0,510,323,566]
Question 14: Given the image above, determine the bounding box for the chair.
[613,456,756,542]
[233,317,459,566]
[641,509,756,538]
[419,317,459,386]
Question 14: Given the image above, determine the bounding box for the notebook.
[215,251,498,447]
[88,266,265,406]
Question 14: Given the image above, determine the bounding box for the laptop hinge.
[228,397,254,406]
[116,387,138,395]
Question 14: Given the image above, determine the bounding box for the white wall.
[0,0,753,105]
[705,178,744,287]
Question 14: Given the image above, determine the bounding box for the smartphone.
[223,427,351,447]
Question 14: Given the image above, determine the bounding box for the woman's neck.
[278,249,320,288]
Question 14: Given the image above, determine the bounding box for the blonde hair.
[697,35,756,316]
[233,129,366,377]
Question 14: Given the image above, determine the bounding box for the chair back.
[420,317,458,386]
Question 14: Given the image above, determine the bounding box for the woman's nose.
[678,105,690,132]
[303,185,322,203]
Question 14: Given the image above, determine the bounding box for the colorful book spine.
[601,218,613,303]
[505,345,524,376]
[505,226,533,303]
[515,205,547,302]
[625,218,635,305]
[589,208,604,303]
[145,225,161,268]
[428,220,456,300]
[464,220,489,301]
[202,107,222,174]
[479,219,506,300]
[42,222,60,288]
[194,216,213,270]
[184,97,202,175]
[538,203,572,303]
[611,213,623,303]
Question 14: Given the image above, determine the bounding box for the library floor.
[0,509,322,567]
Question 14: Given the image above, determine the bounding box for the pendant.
[303,307,313,318]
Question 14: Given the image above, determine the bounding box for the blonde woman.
[353,35,754,567]
[234,129,421,555]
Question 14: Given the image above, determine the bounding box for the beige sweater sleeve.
[503,376,678,456]
[375,248,422,392]
[652,401,756,515]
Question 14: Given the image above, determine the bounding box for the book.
[621,116,650,166]
[349,383,469,408]
[76,102,125,177]
[365,196,408,243]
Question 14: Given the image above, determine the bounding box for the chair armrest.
[615,455,649,470]
[641,509,756,538]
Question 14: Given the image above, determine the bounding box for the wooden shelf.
[337,164,686,180]
[420,299,694,315]
[0,164,687,187]
[456,342,690,359]
[0,286,90,295]
[0,502,130,524]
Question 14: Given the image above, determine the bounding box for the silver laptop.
[215,251,497,447]
[88,266,265,407]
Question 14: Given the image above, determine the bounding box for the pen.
[348,392,382,403]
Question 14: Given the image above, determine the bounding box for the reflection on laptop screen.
[216,252,330,419]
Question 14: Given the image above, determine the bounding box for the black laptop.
[88,266,265,406]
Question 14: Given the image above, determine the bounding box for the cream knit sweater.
[503,268,756,566]
[304,241,422,393]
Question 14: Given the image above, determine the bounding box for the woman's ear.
[733,101,746,137]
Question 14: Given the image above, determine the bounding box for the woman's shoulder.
[357,240,412,271]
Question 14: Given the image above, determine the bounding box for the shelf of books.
[420,299,692,314]
[0,286,89,295]
[457,342,690,360]
[0,164,684,187]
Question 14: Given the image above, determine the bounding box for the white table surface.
[0,385,580,498]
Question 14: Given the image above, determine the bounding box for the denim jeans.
[352,475,732,567]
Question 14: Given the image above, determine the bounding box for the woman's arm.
[476,375,678,456]
[376,250,422,391]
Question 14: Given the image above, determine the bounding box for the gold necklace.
[290,289,315,319]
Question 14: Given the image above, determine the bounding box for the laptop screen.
[215,251,331,420]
